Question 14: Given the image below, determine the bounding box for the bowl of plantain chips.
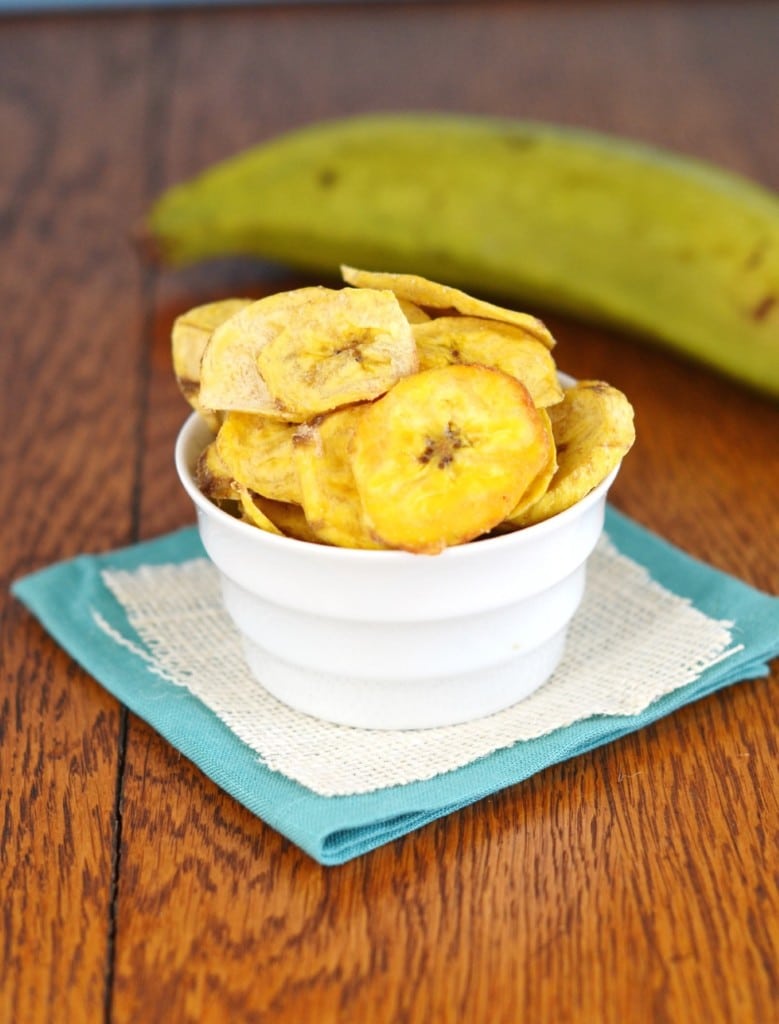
[174,268,635,729]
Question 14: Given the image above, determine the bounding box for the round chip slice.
[341,265,555,348]
[397,298,431,324]
[195,442,237,504]
[501,408,557,525]
[352,364,550,554]
[414,316,563,407]
[199,287,328,418]
[510,380,635,527]
[250,496,323,544]
[293,405,387,550]
[200,285,417,420]
[236,485,284,535]
[172,297,253,430]
[215,411,302,504]
[256,287,417,419]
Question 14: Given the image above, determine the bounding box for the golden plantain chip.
[352,364,550,554]
[293,406,388,550]
[256,287,417,419]
[193,442,242,519]
[341,265,555,349]
[199,287,326,418]
[215,411,302,504]
[413,316,563,408]
[185,278,635,552]
[195,442,236,503]
[172,298,253,431]
[501,408,558,525]
[510,380,635,527]
[200,286,417,420]
[397,298,431,324]
[236,485,285,535]
[250,495,323,544]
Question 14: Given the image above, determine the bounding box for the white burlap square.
[98,535,739,796]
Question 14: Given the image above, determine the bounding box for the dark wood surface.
[2,3,778,1022]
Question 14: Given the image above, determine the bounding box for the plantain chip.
[185,277,635,552]
[215,411,302,504]
[256,287,417,419]
[341,265,555,349]
[397,298,431,324]
[195,442,236,502]
[250,495,323,544]
[172,297,253,431]
[199,287,326,419]
[351,364,550,554]
[414,316,563,407]
[236,485,285,535]
[501,408,558,525]
[200,285,417,420]
[293,406,388,550]
[509,380,635,527]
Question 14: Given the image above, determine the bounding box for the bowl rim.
[175,410,620,564]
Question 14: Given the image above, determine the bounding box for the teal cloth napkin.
[11,507,779,866]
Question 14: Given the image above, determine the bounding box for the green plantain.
[145,114,779,396]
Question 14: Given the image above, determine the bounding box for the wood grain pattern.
[2,4,778,1023]
[0,16,151,1022]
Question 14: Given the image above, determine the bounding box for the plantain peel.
[150,114,779,396]
[175,273,635,552]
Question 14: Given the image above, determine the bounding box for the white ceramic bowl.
[175,410,620,730]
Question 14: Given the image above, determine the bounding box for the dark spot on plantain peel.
[751,295,776,321]
[317,168,339,188]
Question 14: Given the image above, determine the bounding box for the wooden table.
[2,3,777,1021]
